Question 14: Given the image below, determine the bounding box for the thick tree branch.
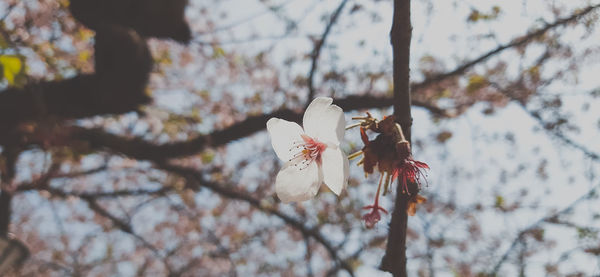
[1,3,594,140]
[70,0,191,43]
[68,96,445,162]
[381,0,412,276]
[307,0,349,103]
[0,147,21,237]
[0,24,152,133]
[0,0,193,134]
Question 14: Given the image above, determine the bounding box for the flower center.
[288,134,327,169]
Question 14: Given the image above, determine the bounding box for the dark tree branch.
[159,163,355,277]
[306,0,349,103]
[0,24,152,133]
[381,0,412,276]
[69,0,191,43]
[0,0,193,134]
[0,147,21,237]
[1,3,594,141]
[17,185,171,199]
[0,191,11,237]
[66,95,445,162]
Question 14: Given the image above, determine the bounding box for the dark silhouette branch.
[380,0,412,276]
[0,24,152,133]
[69,0,191,43]
[17,185,170,199]
[66,96,445,162]
[0,147,21,237]
[1,3,594,140]
[306,0,349,103]
[0,0,193,134]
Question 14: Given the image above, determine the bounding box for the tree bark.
[380,0,412,276]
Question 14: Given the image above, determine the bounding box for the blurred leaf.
[0,55,23,85]
[212,46,226,58]
[79,50,91,62]
[0,35,9,49]
[577,227,598,239]
[467,6,501,22]
[494,195,504,208]
[467,75,488,94]
[202,151,215,164]
[436,131,453,143]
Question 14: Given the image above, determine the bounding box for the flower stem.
[345,123,361,130]
[348,151,363,161]
[375,172,384,206]
[395,123,406,142]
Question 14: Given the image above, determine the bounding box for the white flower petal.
[275,161,323,203]
[266,118,304,161]
[303,97,345,145]
[321,146,349,195]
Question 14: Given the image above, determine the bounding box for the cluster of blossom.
[266,98,428,228]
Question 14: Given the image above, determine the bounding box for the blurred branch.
[489,82,600,161]
[69,95,446,162]
[81,196,161,256]
[307,0,349,103]
[304,235,314,277]
[18,185,170,199]
[488,184,598,275]
[412,3,600,92]
[159,163,355,277]
[82,197,133,233]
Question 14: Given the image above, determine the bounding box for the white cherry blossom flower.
[266,97,349,203]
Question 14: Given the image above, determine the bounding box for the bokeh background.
[1,0,600,276]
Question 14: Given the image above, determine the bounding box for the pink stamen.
[288,134,327,169]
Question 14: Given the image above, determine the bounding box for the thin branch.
[159,163,355,277]
[488,184,598,275]
[307,0,349,103]
[304,235,314,277]
[18,186,171,199]
[81,197,161,256]
[412,3,600,92]
[489,82,600,161]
